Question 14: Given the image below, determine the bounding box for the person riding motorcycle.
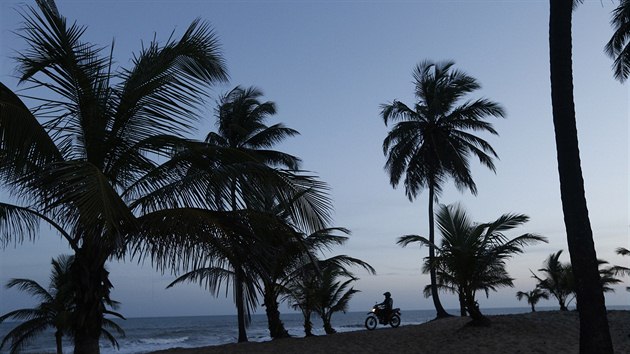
[376,292,393,323]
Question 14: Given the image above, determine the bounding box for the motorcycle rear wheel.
[389,314,401,328]
[365,316,378,330]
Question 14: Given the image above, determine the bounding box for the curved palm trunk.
[428,183,450,318]
[463,289,489,326]
[234,270,248,343]
[72,248,108,354]
[55,330,63,354]
[549,1,613,352]
[300,309,314,336]
[263,286,289,339]
[321,312,336,335]
[530,302,536,313]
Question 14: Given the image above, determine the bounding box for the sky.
[0,0,628,319]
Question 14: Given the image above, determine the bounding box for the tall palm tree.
[0,255,124,354]
[0,1,228,352]
[175,86,309,343]
[380,60,505,318]
[516,289,550,312]
[549,1,613,351]
[606,0,630,82]
[398,203,546,325]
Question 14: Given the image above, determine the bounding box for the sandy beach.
[150,310,630,354]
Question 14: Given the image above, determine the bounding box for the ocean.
[0,306,594,353]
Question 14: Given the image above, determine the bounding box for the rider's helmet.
[383,292,391,297]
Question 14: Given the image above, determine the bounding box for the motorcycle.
[364,304,401,330]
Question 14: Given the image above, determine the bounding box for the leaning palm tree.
[549,1,613,352]
[398,203,546,325]
[380,60,505,318]
[606,0,630,82]
[0,255,124,354]
[0,1,228,352]
[516,288,549,312]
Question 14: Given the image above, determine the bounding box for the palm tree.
[0,1,228,352]
[606,0,630,82]
[516,289,550,312]
[0,255,124,354]
[614,247,630,291]
[284,255,374,336]
[549,0,613,352]
[398,203,546,325]
[380,60,505,318]
[531,250,574,311]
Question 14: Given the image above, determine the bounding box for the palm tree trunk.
[530,303,536,313]
[72,248,106,354]
[549,1,613,352]
[303,310,314,336]
[55,330,63,354]
[428,183,450,318]
[463,289,489,326]
[458,290,466,317]
[235,270,248,343]
[263,286,289,339]
[321,312,336,334]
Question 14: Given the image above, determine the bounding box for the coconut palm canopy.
[0,0,626,327]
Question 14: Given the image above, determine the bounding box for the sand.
[150,310,630,354]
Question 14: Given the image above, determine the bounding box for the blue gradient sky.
[1,0,628,318]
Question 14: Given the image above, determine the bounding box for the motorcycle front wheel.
[365,315,378,330]
[389,314,401,328]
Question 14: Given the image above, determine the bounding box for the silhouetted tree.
[548,0,613,351]
[516,289,549,312]
[606,0,630,82]
[380,61,504,319]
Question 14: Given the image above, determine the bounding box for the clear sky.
[1,0,628,318]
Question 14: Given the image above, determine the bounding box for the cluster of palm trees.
[517,248,630,313]
[398,204,546,325]
[0,1,372,353]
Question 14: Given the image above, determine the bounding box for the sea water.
[0,306,607,353]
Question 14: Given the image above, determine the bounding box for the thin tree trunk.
[321,313,336,334]
[428,183,450,318]
[463,289,489,326]
[458,290,466,317]
[235,270,248,343]
[55,330,63,354]
[549,1,613,352]
[531,303,536,313]
[263,286,289,339]
[303,310,314,337]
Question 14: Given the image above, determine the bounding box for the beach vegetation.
[0,255,124,354]
[398,203,546,326]
[516,289,550,312]
[0,0,230,351]
[284,255,374,336]
[605,0,630,82]
[380,60,505,319]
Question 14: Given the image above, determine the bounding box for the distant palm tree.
[614,247,630,291]
[531,250,574,311]
[312,265,359,335]
[380,60,505,318]
[606,0,630,82]
[516,289,549,312]
[549,0,613,352]
[398,203,545,325]
[0,256,124,354]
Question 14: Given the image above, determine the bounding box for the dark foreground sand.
[151,311,630,354]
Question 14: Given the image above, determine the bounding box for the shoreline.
[150,310,630,354]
